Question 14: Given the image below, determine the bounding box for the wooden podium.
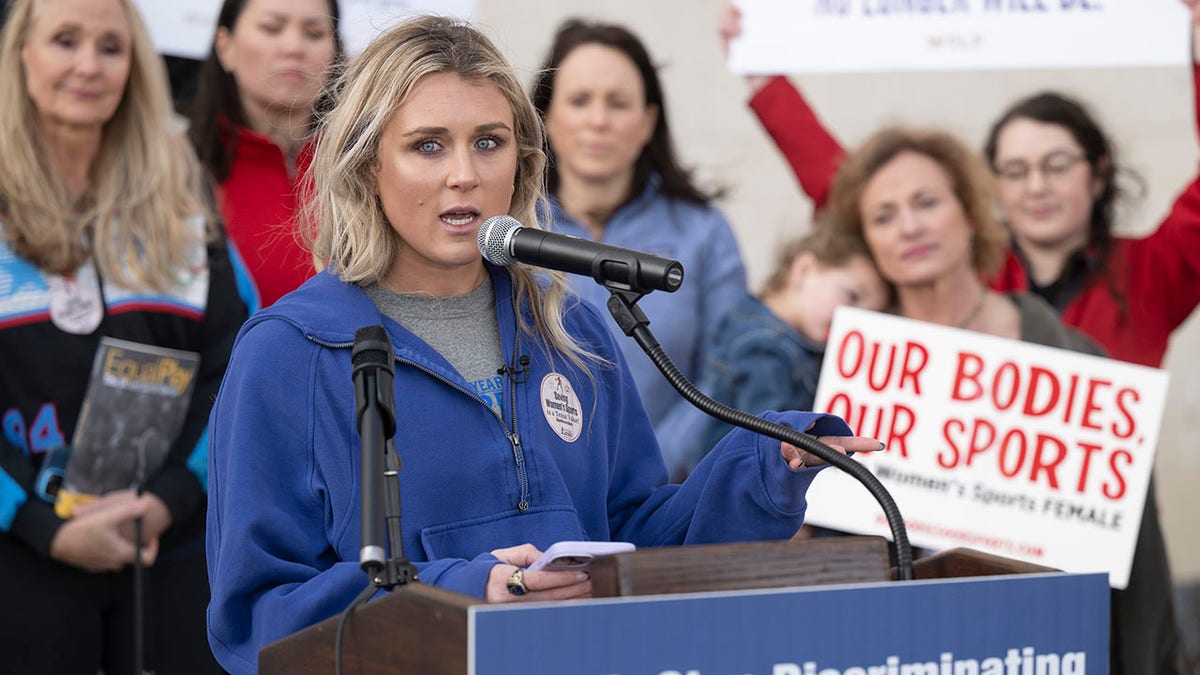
[259,536,1065,675]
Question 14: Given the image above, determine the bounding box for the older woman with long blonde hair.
[0,0,246,672]
[205,16,878,674]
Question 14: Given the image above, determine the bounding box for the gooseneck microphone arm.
[606,291,915,582]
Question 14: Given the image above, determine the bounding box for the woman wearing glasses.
[983,92,1200,368]
[722,3,1200,368]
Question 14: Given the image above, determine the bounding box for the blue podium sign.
[469,573,1107,675]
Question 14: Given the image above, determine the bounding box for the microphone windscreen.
[352,325,392,368]
[477,215,521,266]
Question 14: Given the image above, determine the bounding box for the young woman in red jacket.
[726,3,1200,368]
[189,0,343,308]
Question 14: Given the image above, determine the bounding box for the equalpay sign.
[728,0,1191,73]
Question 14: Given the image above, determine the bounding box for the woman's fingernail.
[577,572,590,582]
[878,441,887,451]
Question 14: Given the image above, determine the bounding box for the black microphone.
[477,215,684,294]
[351,325,396,574]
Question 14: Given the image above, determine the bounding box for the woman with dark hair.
[531,19,748,433]
[189,0,342,308]
[981,89,1195,674]
[720,3,1200,368]
[983,91,1200,368]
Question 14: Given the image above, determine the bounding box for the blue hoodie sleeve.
[205,318,498,675]
[571,300,851,547]
[612,408,851,547]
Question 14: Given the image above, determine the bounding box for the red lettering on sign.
[1112,387,1139,439]
[992,361,1021,411]
[951,352,985,402]
[1075,441,1104,494]
[1061,374,1080,425]
[997,428,1027,478]
[826,392,912,458]
[888,404,914,458]
[966,417,996,467]
[1102,450,1131,501]
[1030,433,1067,489]
[939,418,964,468]
[939,419,1129,499]
[1081,378,1112,430]
[835,332,927,395]
[836,331,864,379]
[1022,367,1060,417]
[899,341,928,396]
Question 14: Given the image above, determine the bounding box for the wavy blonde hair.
[0,0,211,291]
[306,15,598,368]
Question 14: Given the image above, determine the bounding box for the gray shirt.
[366,277,505,415]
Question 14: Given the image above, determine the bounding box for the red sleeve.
[1121,62,1200,331]
[747,76,845,209]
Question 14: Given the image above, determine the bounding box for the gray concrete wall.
[476,0,1200,581]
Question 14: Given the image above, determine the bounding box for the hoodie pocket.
[419,505,588,561]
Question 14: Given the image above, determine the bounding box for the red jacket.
[749,70,1200,367]
[217,126,315,308]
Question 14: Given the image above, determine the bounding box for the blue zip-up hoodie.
[206,266,849,675]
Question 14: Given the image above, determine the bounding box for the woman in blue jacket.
[530,19,748,433]
[204,16,877,675]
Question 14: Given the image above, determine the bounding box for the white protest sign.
[340,0,476,56]
[132,0,219,59]
[804,307,1169,589]
[728,0,1191,74]
[130,0,475,60]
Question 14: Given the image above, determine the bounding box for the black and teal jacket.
[0,221,248,557]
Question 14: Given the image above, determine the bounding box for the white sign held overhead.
[341,0,476,56]
[804,307,1169,589]
[131,0,219,59]
[129,0,476,60]
[728,0,1191,74]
